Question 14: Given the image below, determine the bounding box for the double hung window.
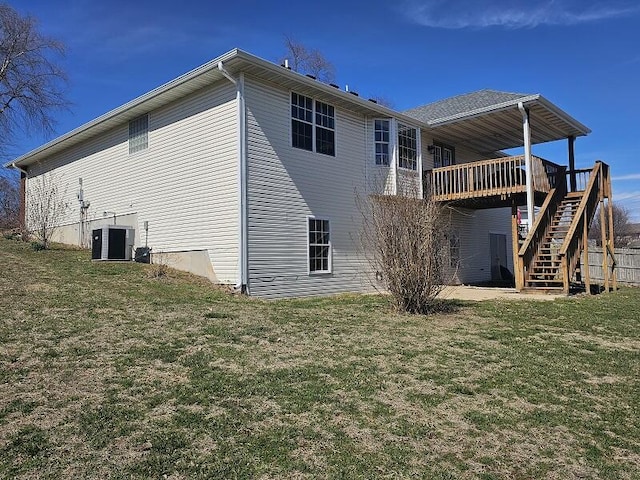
[308,217,331,273]
[291,93,335,156]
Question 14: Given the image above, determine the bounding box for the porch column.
[511,202,522,290]
[518,103,535,229]
[568,136,576,192]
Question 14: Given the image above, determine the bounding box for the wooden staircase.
[517,161,616,294]
[524,192,582,290]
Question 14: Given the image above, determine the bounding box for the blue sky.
[5,0,640,220]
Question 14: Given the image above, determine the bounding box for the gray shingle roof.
[404,89,533,124]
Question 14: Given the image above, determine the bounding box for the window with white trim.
[129,115,149,154]
[291,92,335,156]
[433,142,455,168]
[308,217,331,273]
[374,119,390,166]
[397,123,417,170]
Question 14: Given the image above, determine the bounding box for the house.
[7,48,616,297]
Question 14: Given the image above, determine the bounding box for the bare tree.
[281,36,335,83]
[27,172,66,248]
[0,172,19,229]
[589,202,631,247]
[359,181,451,314]
[0,4,68,154]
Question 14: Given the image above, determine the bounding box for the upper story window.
[433,143,455,168]
[397,123,417,170]
[374,119,390,166]
[129,115,149,154]
[291,92,335,156]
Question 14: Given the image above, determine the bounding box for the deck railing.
[558,162,614,293]
[426,155,562,201]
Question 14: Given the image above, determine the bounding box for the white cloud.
[612,173,640,181]
[403,0,639,29]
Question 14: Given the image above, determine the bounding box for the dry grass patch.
[1,237,639,479]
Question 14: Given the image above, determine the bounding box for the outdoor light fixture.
[427,145,436,153]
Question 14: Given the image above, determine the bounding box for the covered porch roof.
[404,89,591,154]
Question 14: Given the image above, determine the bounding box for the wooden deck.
[425,155,564,208]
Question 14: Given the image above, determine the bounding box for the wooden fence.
[586,247,640,286]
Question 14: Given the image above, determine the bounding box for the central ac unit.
[91,226,135,261]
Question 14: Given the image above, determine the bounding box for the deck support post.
[599,172,610,292]
[583,208,591,294]
[568,136,576,192]
[518,103,535,230]
[511,202,522,291]
[605,168,617,292]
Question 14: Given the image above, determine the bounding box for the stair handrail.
[557,162,604,290]
[517,166,567,289]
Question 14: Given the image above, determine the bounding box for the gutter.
[218,61,249,295]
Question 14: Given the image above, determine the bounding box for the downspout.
[518,102,535,230]
[11,162,28,230]
[218,62,249,294]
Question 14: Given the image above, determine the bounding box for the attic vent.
[306,74,316,80]
[349,91,359,97]
[329,83,340,89]
[368,98,378,104]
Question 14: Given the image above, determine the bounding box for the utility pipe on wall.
[218,61,249,294]
[518,102,535,230]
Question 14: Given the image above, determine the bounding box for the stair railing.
[557,162,604,293]
[517,166,567,290]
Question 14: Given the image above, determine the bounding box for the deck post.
[518,103,535,229]
[568,136,576,192]
[605,170,617,291]
[583,208,591,294]
[599,185,610,292]
[511,202,521,290]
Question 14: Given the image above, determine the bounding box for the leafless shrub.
[27,172,67,249]
[149,251,169,279]
[358,179,451,314]
[0,4,68,154]
[589,202,632,247]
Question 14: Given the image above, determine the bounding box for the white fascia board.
[7,49,240,168]
[7,47,431,169]
[428,93,591,138]
[232,50,429,129]
[427,94,541,127]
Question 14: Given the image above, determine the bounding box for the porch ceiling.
[414,93,591,155]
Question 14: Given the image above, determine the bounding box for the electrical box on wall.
[91,226,135,261]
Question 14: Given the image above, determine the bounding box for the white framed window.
[397,123,417,170]
[291,92,335,156]
[374,119,390,166]
[308,217,331,274]
[129,114,149,154]
[433,142,455,168]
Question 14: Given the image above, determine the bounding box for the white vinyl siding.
[245,77,372,298]
[26,80,239,283]
[445,207,514,284]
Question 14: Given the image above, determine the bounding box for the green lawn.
[0,237,638,479]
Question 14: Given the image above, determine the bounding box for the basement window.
[308,217,331,274]
[129,115,149,154]
[291,92,335,156]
